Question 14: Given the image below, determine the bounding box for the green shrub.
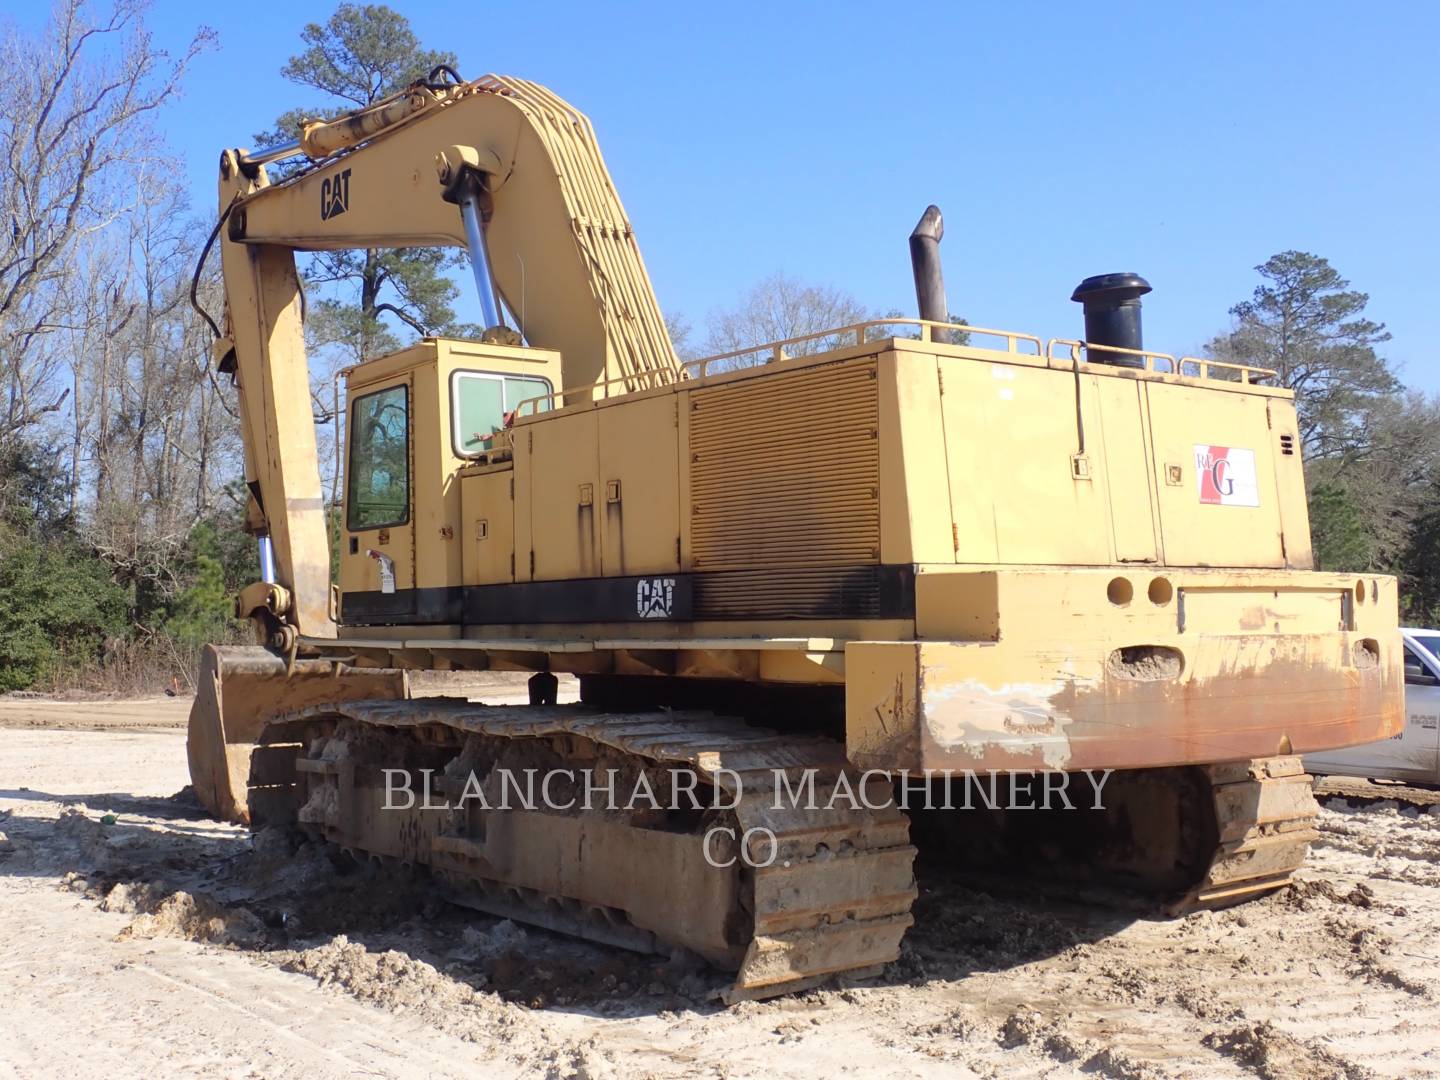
[1308,481,1371,572]
[0,533,127,691]
[164,523,241,647]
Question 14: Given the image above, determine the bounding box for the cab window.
[1403,645,1436,686]
[1410,634,1440,664]
[451,371,552,457]
[347,384,410,530]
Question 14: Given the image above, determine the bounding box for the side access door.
[1145,383,1285,567]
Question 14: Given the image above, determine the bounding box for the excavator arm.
[191,75,678,822]
[215,74,678,640]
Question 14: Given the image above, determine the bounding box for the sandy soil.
[2,701,1439,1079]
[0,672,578,731]
[0,695,192,730]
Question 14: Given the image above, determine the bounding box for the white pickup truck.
[1304,627,1440,786]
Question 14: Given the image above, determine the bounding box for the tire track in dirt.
[6,725,1440,1078]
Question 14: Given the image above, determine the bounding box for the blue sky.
[9,0,1439,385]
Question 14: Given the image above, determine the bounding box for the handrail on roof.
[508,318,1278,420]
[682,318,1043,379]
[511,364,682,418]
[1045,339,1276,384]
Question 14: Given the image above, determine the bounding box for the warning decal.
[1194,445,1260,507]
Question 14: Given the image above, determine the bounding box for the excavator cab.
[336,338,560,624]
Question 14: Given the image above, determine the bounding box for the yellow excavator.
[188,69,1403,1000]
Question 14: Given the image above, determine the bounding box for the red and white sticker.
[1194,445,1260,506]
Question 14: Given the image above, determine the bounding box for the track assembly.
[260,699,917,1001]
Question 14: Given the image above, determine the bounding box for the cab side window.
[452,371,553,456]
[347,384,410,530]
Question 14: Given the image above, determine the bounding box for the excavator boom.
[215,75,677,636]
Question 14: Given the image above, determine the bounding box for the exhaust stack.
[909,205,952,344]
[1071,272,1152,368]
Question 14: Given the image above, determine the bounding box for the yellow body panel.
[332,328,1401,771]
[460,468,515,585]
[942,358,1111,564]
[1095,378,1159,562]
[208,70,1397,778]
[847,566,1399,773]
[597,394,681,578]
[1147,383,1284,566]
[529,409,601,580]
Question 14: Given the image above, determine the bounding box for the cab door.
[339,377,416,623]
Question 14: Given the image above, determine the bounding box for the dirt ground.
[0,672,578,732]
[2,687,1438,1079]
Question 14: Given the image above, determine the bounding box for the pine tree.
[1209,251,1395,460]
[258,5,474,362]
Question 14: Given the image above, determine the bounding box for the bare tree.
[1305,391,1440,572]
[0,1,255,691]
[701,273,873,361]
[0,0,213,442]
[663,310,696,361]
[61,231,135,512]
[76,178,241,604]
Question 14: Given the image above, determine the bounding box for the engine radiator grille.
[689,359,880,576]
[693,565,913,620]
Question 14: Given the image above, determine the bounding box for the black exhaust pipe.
[910,205,952,345]
[1070,272,1152,368]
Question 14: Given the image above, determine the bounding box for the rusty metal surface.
[847,621,1402,777]
[912,642,1399,774]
